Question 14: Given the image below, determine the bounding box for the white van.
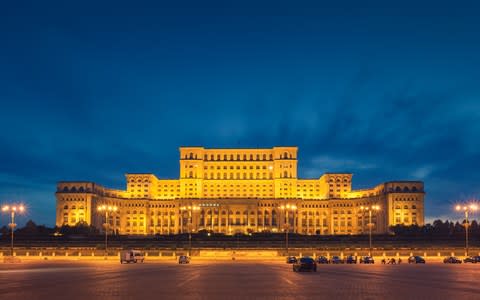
[120,250,145,264]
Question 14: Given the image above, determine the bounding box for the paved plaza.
[0,259,479,299]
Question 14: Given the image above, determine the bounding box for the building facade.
[55,146,425,235]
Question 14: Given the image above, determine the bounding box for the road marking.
[282,278,294,285]
[176,273,200,288]
[0,267,90,274]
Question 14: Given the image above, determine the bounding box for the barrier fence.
[1,248,479,260]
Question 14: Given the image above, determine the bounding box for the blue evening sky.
[0,1,479,226]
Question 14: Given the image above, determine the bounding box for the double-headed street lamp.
[97,205,117,258]
[181,205,200,256]
[360,205,380,256]
[279,204,297,256]
[455,203,478,257]
[1,204,25,257]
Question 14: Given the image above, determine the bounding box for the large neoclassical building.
[55,146,425,235]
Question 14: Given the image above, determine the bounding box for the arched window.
[211,154,214,160]
[412,186,417,192]
[403,187,410,192]
[250,154,253,160]
[189,171,193,178]
[283,152,288,159]
[63,186,69,192]
[70,187,77,192]
[283,171,288,178]
[63,205,68,209]
[224,154,227,160]
[412,205,417,209]
[269,154,273,160]
[395,186,402,192]
[404,205,408,209]
[189,153,193,159]
[263,154,266,160]
[78,187,84,192]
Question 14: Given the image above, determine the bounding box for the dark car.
[329,256,344,264]
[408,256,426,264]
[464,256,480,263]
[286,256,297,264]
[346,255,357,264]
[178,255,190,264]
[293,257,317,272]
[316,256,329,264]
[359,256,374,264]
[443,256,462,264]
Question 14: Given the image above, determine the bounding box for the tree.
[58,222,99,236]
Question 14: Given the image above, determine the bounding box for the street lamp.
[279,204,297,256]
[360,205,380,256]
[97,205,117,258]
[455,203,478,257]
[1,204,25,257]
[181,205,200,256]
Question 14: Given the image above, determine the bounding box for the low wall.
[1,248,479,262]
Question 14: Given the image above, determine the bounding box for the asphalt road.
[0,260,479,300]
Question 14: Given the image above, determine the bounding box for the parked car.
[359,256,374,264]
[464,256,480,263]
[293,257,317,272]
[178,255,191,264]
[329,256,344,264]
[346,255,357,264]
[286,256,297,264]
[443,256,462,264]
[316,256,329,264]
[120,250,145,264]
[408,256,426,264]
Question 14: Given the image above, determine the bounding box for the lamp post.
[456,204,478,257]
[360,205,380,256]
[1,204,25,257]
[181,205,200,256]
[97,205,117,258]
[280,204,297,256]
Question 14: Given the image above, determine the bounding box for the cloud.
[301,155,377,178]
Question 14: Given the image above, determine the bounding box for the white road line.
[282,278,294,285]
[0,267,90,274]
[176,273,200,288]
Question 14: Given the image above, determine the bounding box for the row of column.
[178,207,299,234]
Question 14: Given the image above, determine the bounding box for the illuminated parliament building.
[55,147,425,235]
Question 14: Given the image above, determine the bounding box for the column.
[160,211,164,234]
[210,209,213,231]
[167,210,171,234]
[306,211,309,234]
[226,207,229,234]
[217,207,220,233]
